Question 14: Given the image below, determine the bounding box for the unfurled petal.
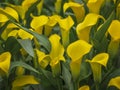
[0,7,19,21]
[58,16,74,31]
[35,49,50,68]
[89,53,109,67]
[31,15,49,34]
[78,85,90,90]
[0,52,11,76]
[18,29,33,40]
[87,0,104,14]
[67,40,92,61]
[63,2,85,23]
[12,75,39,90]
[0,14,8,22]
[22,0,37,12]
[49,34,65,61]
[76,13,104,42]
[108,76,120,89]
[108,20,120,41]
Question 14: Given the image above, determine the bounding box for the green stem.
[56,78,63,90]
[74,81,79,90]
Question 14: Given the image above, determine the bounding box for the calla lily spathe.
[0,7,18,22]
[76,13,105,42]
[67,40,92,80]
[86,53,109,84]
[35,49,50,68]
[78,85,90,90]
[108,76,120,89]
[55,0,62,14]
[12,75,39,90]
[108,20,120,41]
[0,52,11,76]
[63,2,85,23]
[49,34,65,77]
[87,0,104,14]
[58,16,74,48]
[31,15,49,34]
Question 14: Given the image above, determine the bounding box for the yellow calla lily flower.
[58,16,74,47]
[36,0,44,15]
[15,66,25,76]
[55,0,62,14]
[76,13,105,42]
[0,7,18,21]
[35,49,50,68]
[78,85,90,90]
[67,40,92,80]
[0,52,11,76]
[8,29,33,40]
[87,0,104,14]
[31,15,49,34]
[0,14,8,22]
[108,20,120,41]
[63,2,85,23]
[12,75,39,90]
[49,34,65,77]
[45,15,61,36]
[108,76,120,89]
[86,53,109,86]
[22,0,37,12]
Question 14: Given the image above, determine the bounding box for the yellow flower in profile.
[12,75,39,90]
[78,85,90,90]
[31,15,49,34]
[0,14,8,22]
[108,20,120,41]
[87,0,104,14]
[63,2,85,23]
[108,76,120,89]
[76,13,104,42]
[67,40,92,80]
[0,52,11,76]
[49,34,65,77]
[55,0,62,14]
[35,49,50,68]
[58,16,74,47]
[86,53,109,84]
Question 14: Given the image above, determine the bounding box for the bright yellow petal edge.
[78,85,90,90]
[108,76,120,89]
[0,52,11,76]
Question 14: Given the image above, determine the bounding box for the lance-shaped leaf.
[108,76,120,89]
[108,20,120,41]
[78,85,90,90]
[87,0,104,14]
[86,53,109,84]
[0,52,11,76]
[58,16,74,47]
[35,49,50,68]
[49,34,65,77]
[0,7,18,21]
[63,2,85,23]
[31,15,49,34]
[67,40,92,80]
[76,13,104,42]
[12,75,39,90]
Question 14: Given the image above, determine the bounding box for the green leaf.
[10,61,40,74]
[62,63,74,90]
[93,11,115,42]
[4,37,21,53]
[17,39,34,57]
